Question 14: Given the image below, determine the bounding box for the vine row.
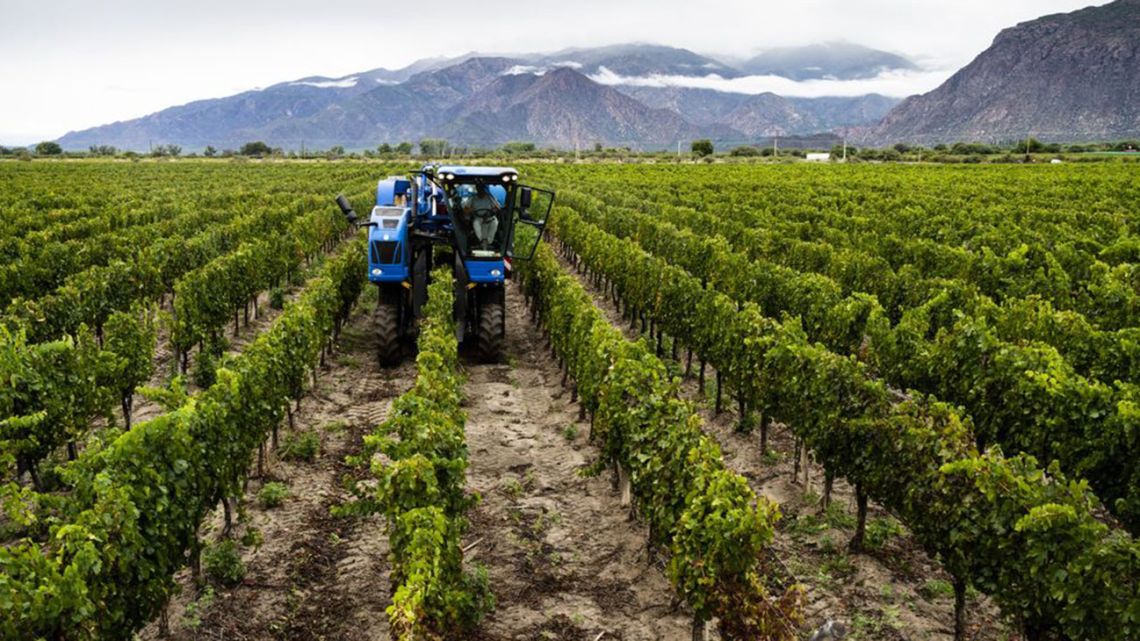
[548,206,1140,641]
[0,235,367,640]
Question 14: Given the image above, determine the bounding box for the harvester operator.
[460,183,501,249]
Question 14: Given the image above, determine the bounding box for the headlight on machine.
[490,269,502,277]
[371,268,382,276]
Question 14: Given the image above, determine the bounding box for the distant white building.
[806,153,831,162]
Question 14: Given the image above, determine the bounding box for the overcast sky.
[0,0,1113,144]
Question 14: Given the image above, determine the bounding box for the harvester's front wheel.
[474,287,505,363]
[375,286,403,367]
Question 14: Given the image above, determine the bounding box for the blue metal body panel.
[367,191,411,283]
[376,177,411,206]
[367,264,409,283]
[464,259,506,284]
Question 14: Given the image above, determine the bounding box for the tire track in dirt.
[461,282,691,641]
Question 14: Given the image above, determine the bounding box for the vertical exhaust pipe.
[335,194,357,224]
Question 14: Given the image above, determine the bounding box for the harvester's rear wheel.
[474,288,505,364]
[375,286,403,367]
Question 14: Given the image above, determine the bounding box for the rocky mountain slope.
[623,86,898,137]
[867,0,1140,144]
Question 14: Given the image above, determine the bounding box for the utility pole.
[773,136,778,157]
[842,138,847,162]
[677,140,681,159]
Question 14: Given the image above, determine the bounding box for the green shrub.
[258,482,289,508]
[269,287,286,310]
[192,335,227,388]
[240,526,264,548]
[191,349,218,388]
[203,539,245,587]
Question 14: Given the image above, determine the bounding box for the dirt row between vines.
[463,284,691,640]
[144,282,693,640]
[554,248,1014,641]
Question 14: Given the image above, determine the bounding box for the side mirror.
[520,187,533,208]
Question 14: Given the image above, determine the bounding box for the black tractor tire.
[474,292,505,364]
[375,289,403,367]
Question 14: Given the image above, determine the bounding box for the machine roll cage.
[413,166,553,262]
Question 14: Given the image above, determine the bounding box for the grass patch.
[280,430,320,462]
[818,534,838,554]
[918,578,955,601]
[849,606,903,639]
[500,477,524,500]
[803,488,821,507]
[823,501,856,530]
[336,354,362,369]
[181,586,216,630]
[784,512,829,538]
[820,551,857,579]
[240,526,264,548]
[865,516,905,550]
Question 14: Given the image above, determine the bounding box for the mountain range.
[55,1,1140,150]
[55,43,909,151]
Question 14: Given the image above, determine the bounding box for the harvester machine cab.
[430,165,553,279]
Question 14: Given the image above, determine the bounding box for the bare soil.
[462,283,691,640]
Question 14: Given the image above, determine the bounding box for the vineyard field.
[2,160,1138,641]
